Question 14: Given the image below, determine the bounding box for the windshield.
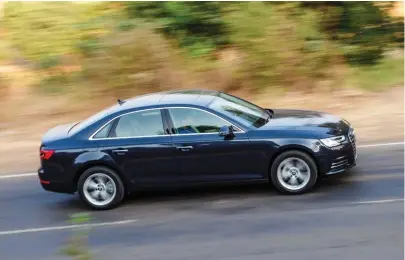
[208,93,270,128]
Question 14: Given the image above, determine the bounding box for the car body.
[38,89,357,209]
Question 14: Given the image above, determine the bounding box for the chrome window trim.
[88,106,245,141]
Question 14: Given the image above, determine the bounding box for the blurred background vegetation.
[0,1,404,97]
[0,2,403,174]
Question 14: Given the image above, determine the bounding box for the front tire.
[78,166,125,210]
[270,150,318,194]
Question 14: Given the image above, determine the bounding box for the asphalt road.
[0,144,403,260]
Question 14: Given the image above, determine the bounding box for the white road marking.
[357,142,404,148]
[213,200,232,205]
[0,219,138,236]
[0,141,402,180]
[349,198,404,205]
[0,172,37,179]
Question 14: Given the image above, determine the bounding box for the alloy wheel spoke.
[281,169,291,180]
[297,162,307,171]
[284,161,294,170]
[87,180,98,191]
[292,159,298,168]
[90,190,100,199]
[300,170,309,178]
[94,176,102,184]
[289,176,298,186]
[99,190,109,201]
[296,174,305,183]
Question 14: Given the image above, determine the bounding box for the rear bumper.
[38,167,75,194]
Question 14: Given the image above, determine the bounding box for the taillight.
[40,149,54,160]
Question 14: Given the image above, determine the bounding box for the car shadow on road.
[51,170,357,211]
[119,171,356,207]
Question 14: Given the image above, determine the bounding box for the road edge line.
[0,219,138,236]
[357,142,404,148]
[349,198,404,205]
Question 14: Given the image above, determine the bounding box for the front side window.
[109,109,165,138]
[168,108,232,134]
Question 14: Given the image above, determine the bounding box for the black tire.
[270,150,318,194]
[77,166,125,210]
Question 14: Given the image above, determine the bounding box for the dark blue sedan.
[38,89,357,209]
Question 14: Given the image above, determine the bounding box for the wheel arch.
[268,144,320,176]
[73,162,130,193]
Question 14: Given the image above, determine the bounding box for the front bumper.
[317,130,357,176]
[325,155,356,175]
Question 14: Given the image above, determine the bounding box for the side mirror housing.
[219,125,234,137]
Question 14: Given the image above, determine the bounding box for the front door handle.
[176,146,193,152]
[112,149,128,155]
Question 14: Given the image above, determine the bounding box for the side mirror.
[219,125,234,137]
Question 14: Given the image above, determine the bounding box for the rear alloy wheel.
[270,150,318,194]
[78,166,124,210]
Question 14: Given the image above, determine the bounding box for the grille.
[348,128,356,157]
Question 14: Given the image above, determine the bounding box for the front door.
[165,107,263,183]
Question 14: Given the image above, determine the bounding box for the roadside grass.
[0,40,12,64]
[61,212,93,260]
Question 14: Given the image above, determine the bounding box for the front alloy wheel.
[277,157,311,191]
[270,150,318,194]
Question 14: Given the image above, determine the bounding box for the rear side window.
[110,109,165,138]
[93,121,114,139]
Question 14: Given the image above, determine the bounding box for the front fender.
[275,138,322,155]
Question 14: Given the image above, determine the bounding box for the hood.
[262,109,350,136]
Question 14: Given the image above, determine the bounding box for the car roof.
[117,89,220,111]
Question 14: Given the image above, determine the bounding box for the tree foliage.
[125,2,228,56]
[302,1,404,64]
[2,1,403,93]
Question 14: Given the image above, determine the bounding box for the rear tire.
[78,166,125,210]
[270,150,318,194]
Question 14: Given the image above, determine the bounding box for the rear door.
[165,107,264,183]
[92,108,176,185]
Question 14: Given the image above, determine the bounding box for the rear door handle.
[176,146,193,152]
[112,149,128,155]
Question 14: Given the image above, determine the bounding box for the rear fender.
[72,151,131,192]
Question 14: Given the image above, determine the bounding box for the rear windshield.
[68,105,117,135]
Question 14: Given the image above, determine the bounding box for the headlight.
[320,135,347,147]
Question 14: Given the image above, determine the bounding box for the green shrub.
[303,2,404,65]
[125,2,228,56]
[2,1,403,94]
[222,2,336,90]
